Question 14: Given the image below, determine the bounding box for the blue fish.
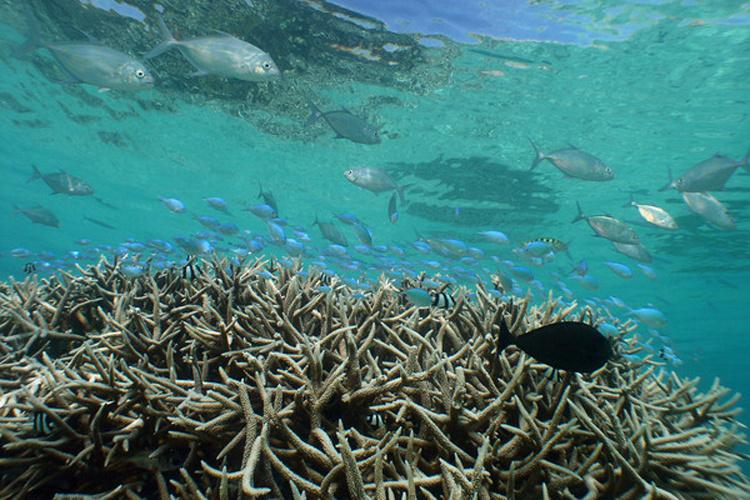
[247,203,276,220]
[204,197,230,214]
[352,222,373,247]
[388,192,399,224]
[159,197,185,213]
[334,213,360,225]
[478,230,509,245]
[604,261,633,279]
[266,220,286,245]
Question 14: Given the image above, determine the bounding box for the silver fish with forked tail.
[28,165,93,196]
[308,101,380,145]
[572,202,639,244]
[344,167,407,203]
[18,4,153,91]
[660,148,750,193]
[529,140,614,181]
[145,14,279,82]
[623,195,677,230]
[681,192,735,230]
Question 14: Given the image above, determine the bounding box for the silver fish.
[681,192,735,230]
[529,140,614,181]
[624,195,677,230]
[14,205,59,228]
[313,217,348,247]
[28,165,93,196]
[572,202,639,244]
[661,148,750,193]
[388,192,399,224]
[344,167,406,202]
[19,5,153,91]
[308,102,380,144]
[145,14,279,82]
[612,241,652,263]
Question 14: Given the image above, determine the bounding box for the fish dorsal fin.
[497,317,515,351]
[73,27,102,44]
[209,29,237,38]
[567,142,579,150]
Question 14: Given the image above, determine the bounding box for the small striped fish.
[32,411,56,435]
[181,256,202,280]
[526,237,568,253]
[431,291,456,309]
[404,289,456,309]
[365,413,384,429]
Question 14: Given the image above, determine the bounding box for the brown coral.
[0,257,747,498]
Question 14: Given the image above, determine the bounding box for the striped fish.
[365,412,384,429]
[181,256,202,280]
[526,237,568,253]
[32,411,56,435]
[431,291,456,309]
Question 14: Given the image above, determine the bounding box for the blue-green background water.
[1,0,749,468]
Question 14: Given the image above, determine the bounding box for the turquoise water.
[1,0,749,469]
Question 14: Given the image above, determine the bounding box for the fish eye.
[136,69,145,79]
[262,62,272,70]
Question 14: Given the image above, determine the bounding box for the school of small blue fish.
[7,5,750,376]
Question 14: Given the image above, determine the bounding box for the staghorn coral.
[0,257,748,499]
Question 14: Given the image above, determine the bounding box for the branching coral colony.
[0,257,747,499]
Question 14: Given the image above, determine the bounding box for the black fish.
[14,205,59,227]
[32,411,56,435]
[498,319,612,373]
[307,101,380,145]
[83,216,115,230]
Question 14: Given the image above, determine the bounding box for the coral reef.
[0,258,748,498]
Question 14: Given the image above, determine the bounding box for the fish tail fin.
[144,14,177,59]
[312,215,319,226]
[622,193,635,208]
[657,168,673,192]
[528,138,545,170]
[16,3,43,57]
[741,147,750,172]
[306,100,322,127]
[571,201,586,224]
[257,182,264,200]
[396,183,412,203]
[28,164,42,183]
[497,317,514,352]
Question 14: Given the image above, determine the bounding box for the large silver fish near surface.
[661,148,750,193]
[18,5,153,91]
[572,202,639,244]
[145,14,280,82]
[28,165,93,196]
[344,167,407,202]
[529,140,614,181]
[681,192,735,230]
